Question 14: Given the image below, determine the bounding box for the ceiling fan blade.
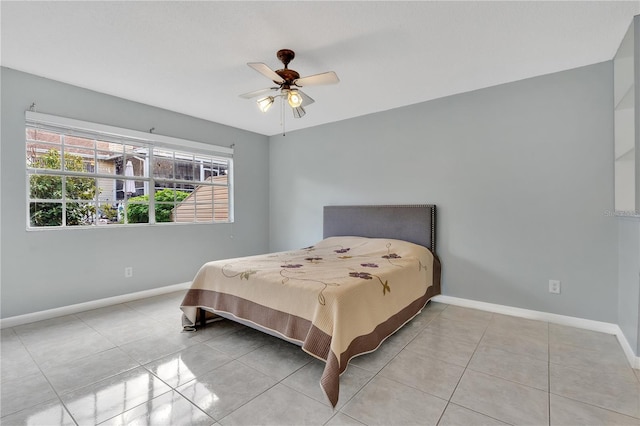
[247,62,284,84]
[294,71,339,87]
[239,87,278,99]
[298,90,315,107]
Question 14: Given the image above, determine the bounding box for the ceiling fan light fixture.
[287,90,303,108]
[257,96,274,112]
[293,106,306,118]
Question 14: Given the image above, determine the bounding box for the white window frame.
[25,111,234,229]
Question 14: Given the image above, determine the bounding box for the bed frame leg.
[197,308,206,329]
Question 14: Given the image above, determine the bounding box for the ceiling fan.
[240,49,339,118]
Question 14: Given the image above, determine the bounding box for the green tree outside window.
[29,149,97,226]
[127,188,190,223]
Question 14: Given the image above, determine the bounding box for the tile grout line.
[8,321,79,424]
[313,308,444,415]
[548,392,640,422]
[100,373,214,426]
[437,311,557,425]
[434,311,494,425]
[334,305,447,416]
[315,306,449,421]
[547,323,639,423]
[213,339,320,423]
[11,306,185,425]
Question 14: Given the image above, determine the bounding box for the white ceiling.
[2,1,639,137]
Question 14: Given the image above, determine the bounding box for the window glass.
[29,174,62,199]
[30,202,62,227]
[26,116,232,228]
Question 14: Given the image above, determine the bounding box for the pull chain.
[281,97,286,136]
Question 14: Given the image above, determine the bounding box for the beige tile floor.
[1,291,639,425]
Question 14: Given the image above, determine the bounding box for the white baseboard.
[432,295,640,370]
[2,287,638,370]
[0,282,192,329]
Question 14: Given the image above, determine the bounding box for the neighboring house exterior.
[172,175,229,222]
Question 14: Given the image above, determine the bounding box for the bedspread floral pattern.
[349,271,391,295]
[221,267,257,280]
[218,238,426,305]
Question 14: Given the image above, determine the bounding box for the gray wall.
[1,62,626,333]
[270,62,619,323]
[618,219,640,353]
[1,67,270,318]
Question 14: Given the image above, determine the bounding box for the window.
[26,112,233,228]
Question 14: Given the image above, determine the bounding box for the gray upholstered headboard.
[323,204,436,252]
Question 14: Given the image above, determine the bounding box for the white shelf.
[616,147,635,162]
[615,84,634,110]
[614,56,634,105]
[615,108,635,158]
[614,17,638,215]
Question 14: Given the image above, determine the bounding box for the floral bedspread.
[180,236,438,407]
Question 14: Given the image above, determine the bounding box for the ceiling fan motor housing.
[275,49,299,87]
[275,69,300,87]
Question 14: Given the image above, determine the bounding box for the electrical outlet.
[549,279,561,294]
[124,267,133,278]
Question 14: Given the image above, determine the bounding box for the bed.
[180,204,441,407]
